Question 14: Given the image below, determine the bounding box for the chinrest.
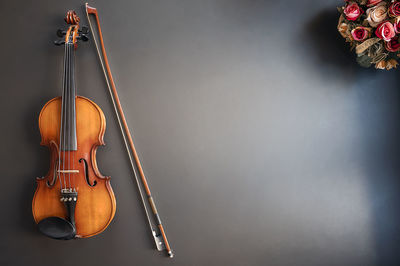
[37,216,76,240]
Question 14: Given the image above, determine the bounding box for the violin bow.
[85,3,173,258]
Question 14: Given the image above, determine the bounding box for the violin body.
[32,96,116,238]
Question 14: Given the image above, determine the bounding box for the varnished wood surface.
[32,96,116,238]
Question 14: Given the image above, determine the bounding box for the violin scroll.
[54,10,89,46]
[65,10,80,25]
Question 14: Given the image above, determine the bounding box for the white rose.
[366,2,388,27]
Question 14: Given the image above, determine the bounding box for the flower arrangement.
[337,0,400,69]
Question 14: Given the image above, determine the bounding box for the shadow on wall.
[299,8,370,79]
[357,71,400,265]
[305,6,400,265]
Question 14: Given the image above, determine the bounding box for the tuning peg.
[56,29,66,37]
[79,26,89,34]
[54,39,65,46]
[78,34,89,42]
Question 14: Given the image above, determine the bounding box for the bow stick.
[85,3,173,258]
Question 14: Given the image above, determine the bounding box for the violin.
[32,10,116,239]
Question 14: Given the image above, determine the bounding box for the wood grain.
[32,96,116,238]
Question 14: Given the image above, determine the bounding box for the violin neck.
[60,42,77,151]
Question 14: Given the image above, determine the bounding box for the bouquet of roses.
[338,0,400,69]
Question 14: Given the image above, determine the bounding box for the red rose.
[367,0,383,7]
[394,18,400,33]
[344,2,364,21]
[389,1,400,17]
[375,22,396,41]
[351,27,370,41]
[385,38,400,52]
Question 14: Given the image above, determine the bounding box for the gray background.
[1,0,400,265]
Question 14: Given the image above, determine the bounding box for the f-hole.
[79,158,97,187]
[46,160,59,188]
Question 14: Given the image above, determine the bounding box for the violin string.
[68,41,74,190]
[68,43,71,190]
[68,45,75,190]
[63,43,67,190]
[63,43,69,190]
[69,42,73,190]
[72,150,75,190]
[62,43,69,190]
[67,43,70,190]
[72,41,76,191]
[58,43,68,191]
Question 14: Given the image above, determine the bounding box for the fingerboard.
[60,42,77,151]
